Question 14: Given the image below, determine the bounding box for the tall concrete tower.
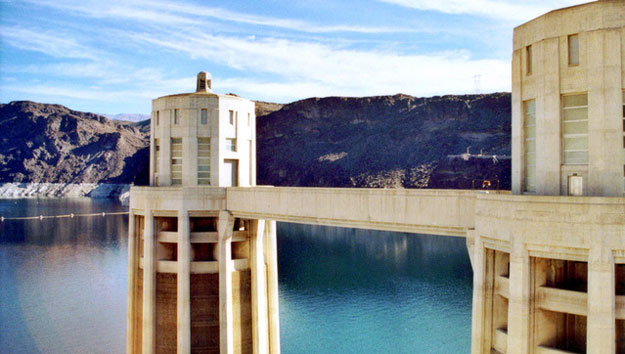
[511,0,625,197]
[471,2,625,354]
[127,73,280,354]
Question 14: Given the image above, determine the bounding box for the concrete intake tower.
[127,2,625,354]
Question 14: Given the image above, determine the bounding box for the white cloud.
[379,0,591,22]
[124,29,510,102]
[25,0,418,34]
[0,26,99,60]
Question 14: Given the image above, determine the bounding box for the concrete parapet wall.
[475,194,625,259]
[226,187,486,237]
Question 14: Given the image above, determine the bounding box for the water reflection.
[0,201,473,354]
[0,199,128,354]
[277,223,473,354]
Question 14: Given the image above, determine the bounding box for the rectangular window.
[226,138,237,152]
[154,139,160,174]
[526,45,533,75]
[562,94,588,164]
[171,137,183,185]
[197,137,210,185]
[524,100,536,193]
[247,113,251,126]
[568,34,579,66]
[174,109,179,125]
[156,111,160,126]
[229,110,234,125]
[201,109,207,125]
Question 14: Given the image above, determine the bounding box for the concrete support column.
[587,245,615,354]
[251,219,269,354]
[177,210,191,354]
[142,211,156,354]
[507,237,530,354]
[218,210,235,354]
[126,210,136,354]
[264,220,281,354]
[470,236,489,354]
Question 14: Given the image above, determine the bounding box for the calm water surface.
[0,199,473,353]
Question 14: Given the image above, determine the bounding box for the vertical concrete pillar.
[251,219,269,354]
[470,236,487,354]
[218,210,235,354]
[511,48,522,195]
[177,210,191,354]
[587,244,615,354]
[264,220,281,354]
[142,211,155,354]
[126,210,136,354]
[507,237,530,354]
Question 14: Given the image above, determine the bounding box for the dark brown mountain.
[0,93,511,190]
[0,101,149,184]
[257,93,511,189]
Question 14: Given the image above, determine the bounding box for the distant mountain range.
[100,113,150,122]
[0,93,511,190]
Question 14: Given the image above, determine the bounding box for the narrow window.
[197,137,210,185]
[526,45,533,75]
[226,138,237,152]
[201,109,207,125]
[154,139,160,185]
[171,137,183,185]
[229,110,234,125]
[156,111,160,126]
[568,34,579,66]
[174,109,179,125]
[247,112,251,126]
[562,94,588,164]
[524,100,536,193]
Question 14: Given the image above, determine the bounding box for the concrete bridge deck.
[226,187,489,237]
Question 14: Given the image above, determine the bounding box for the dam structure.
[127,2,625,353]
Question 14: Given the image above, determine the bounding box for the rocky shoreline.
[0,183,130,204]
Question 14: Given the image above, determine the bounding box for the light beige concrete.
[218,210,235,354]
[250,220,269,354]
[126,210,136,354]
[226,187,485,237]
[512,0,625,197]
[150,73,256,188]
[142,210,155,354]
[177,209,191,354]
[264,220,281,354]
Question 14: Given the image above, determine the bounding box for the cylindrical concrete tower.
[511,0,625,197]
[128,74,279,354]
[470,2,625,354]
[150,72,256,188]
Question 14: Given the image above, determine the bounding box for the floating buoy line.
[0,211,129,222]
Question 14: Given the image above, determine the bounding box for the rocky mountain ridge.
[0,101,149,184]
[0,93,511,192]
[257,93,511,188]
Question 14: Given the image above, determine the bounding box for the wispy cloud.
[378,0,590,22]
[0,26,99,60]
[124,29,510,100]
[25,0,417,34]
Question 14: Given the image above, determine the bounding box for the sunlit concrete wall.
[150,74,256,188]
[471,193,625,354]
[511,0,625,196]
[227,187,484,237]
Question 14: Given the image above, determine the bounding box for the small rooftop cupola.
[196,71,212,93]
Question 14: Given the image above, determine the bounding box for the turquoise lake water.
[0,199,473,353]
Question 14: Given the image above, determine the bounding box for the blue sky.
[0,0,589,114]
